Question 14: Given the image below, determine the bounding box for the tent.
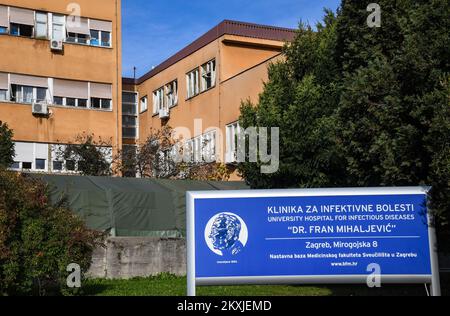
[32,174,249,237]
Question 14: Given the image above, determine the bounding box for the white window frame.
[226,121,242,163]
[66,32,88,44]
[51,14,65,41]
[100,30,111,47]
[35,12,48,39]
[152,87,164,115]
[11,85,48,104]
[186,69,199,99]
[140,95,148,113]
[201,59,216,92]
[0,89,7,102]
[165,80,178,108]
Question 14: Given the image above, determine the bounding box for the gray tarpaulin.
[32,175,248,237]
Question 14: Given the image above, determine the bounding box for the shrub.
[0,121,15,168]
[0,169,103,296]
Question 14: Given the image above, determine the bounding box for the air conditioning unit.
[50,39,63,51]
[32,101,49,116]
[159,107,169,119]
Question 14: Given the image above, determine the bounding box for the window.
[123,91,138,139]
[78,99,87,108]
[189,131,217,163]
[101,99,111,109]
[140,96,148,113]
[22,162,32,170]
[0,26,8,34]
[36,88,46,102]
[186,69,199,99]
[90,30,100,46]
[226,122,242,163]
[10,23,33,37]
[35,12,48,39]
[89,30,111,47]
[35,159,46,170]
[11,85,47,104]
[91,97,100,108]
[101,31,111,47]
[66,98,76,107]
[10,162,20,169]
[0,89,7,101]
[66,32,88,44]
[52,15,65,41]
[53,96,87,108]
[201,59,216,91]
[53,96,63,105]
[52,161,63,171]
[202,131,217,163]
[165,81,178,108]
[91,98,111,110]
[152,88,164,114]
[11,85,33,103]
[66,160,75,171]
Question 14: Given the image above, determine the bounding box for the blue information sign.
[186,187,440,296]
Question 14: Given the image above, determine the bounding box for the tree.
[0,169,103,295]
[238,11,346,189]
[238,0,450,244]
[55,133,112,176]
[335,0,450,234]
[115,125,232,180]
[0,121,15,168]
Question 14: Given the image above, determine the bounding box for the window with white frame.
[122,92,138,139]
[226,121,242,163]
[140,96,148,113]
[90,98,111,110]
[10,85,47,103]
[53,96,88,108]
[89,30,111,47]
[186,69,199,99]
[0,89,7,101]
[35,12,48,39]
[165,80,178,108]
[189,130,217,164]
[202,130,217,163]
[10,23,33,37]
[52,14,65,41]
[66,32,88,44]
[153,87,164,114]
[201,59,216,92]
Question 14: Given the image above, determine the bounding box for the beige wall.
[137,38,221,143]
[0,0,122,151]
[136,34,284,165]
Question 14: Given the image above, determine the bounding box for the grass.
[82,273,449,296]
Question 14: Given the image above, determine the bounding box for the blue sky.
[122,0,341,78]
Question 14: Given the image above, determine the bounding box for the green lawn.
[82,274,449,296]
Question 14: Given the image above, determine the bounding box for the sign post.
[186,187,440,296]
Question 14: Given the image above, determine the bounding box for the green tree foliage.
[56,133,112,177]
[0,169,103,295]
[336,0,450,231]
[239,11,346,189]
[238,1,450,240]
[0,121,15,168]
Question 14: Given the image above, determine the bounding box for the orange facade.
[0,0,121,172]
[125,21,295,179]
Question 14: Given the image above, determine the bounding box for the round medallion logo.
[204,212,248,256]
